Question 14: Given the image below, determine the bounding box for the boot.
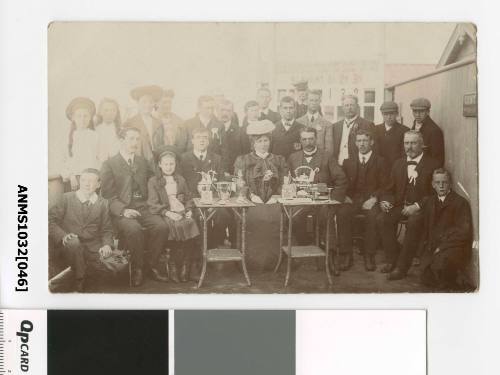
[340,252,353,271]
[180,259,191,282]
[169,261,180,283]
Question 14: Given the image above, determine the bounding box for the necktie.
[361,156,366,165]
[199,154,204,162]
[128,158,133,167]
[407,160,417,166]
[310,115,315,123]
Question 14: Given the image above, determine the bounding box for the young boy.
[49,168,114,292]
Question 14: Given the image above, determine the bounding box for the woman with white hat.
[234,119,288,204]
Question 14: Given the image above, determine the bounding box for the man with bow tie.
[420,169,473,290]
[332,95,376,166]
[49,168,114,292]
[377,130,440,280]
[272,96,304,159]
[185,95,224,156]
[342,129,389,271]
[100,127,170,287]
[288,127,349,261]
[297,89,334,154]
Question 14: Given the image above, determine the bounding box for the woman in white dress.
[95,98,121,164]
[64,97,99,191]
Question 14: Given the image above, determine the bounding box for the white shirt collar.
[359,150,373,163]
[344,115,358,126]
[384,123,393,131]
[194,150,207,160]
[304,147,318,156]
[198,115,211,127]
[308,112,319,122]
[224,120,232,131]
[406,152,424,164]
[120,150,135,163]
[76,190,98,204]
[282,119,294,128]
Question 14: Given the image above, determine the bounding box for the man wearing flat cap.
[297,89,334,154]
[374,101,410,168]
[293,80,309,119]
[332,95,377,166]
[410,97,445,167]
[271,96,305,159]
[123,85,163,163]
[185,95,224,157]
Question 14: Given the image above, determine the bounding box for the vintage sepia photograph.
[47,22,478,294]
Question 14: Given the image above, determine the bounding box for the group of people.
[49,82,473,292]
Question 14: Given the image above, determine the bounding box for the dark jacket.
[288,149,348,202]
[332,116,376,162]
[179,150,224,196]
[49,192,114,251]
[379,153,440,208]
[342,153,388,201]
[100,153,152,217]
[271,119,304,159]
[259,109,281,124]
[220,117,247,175]
[423,190,472,253]
[184,115,224,155]
[147,174,194,216]
[412,116,445,167]
[152,116,189,156]
[374,122,410,168]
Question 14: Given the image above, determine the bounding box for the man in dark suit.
[217,98,247,174]
[296,89,334,154]
[100,127,170,286]
[123,85,163,162]
[293,80,309,118]
[272,96,304,159]
[374,101,409,169]
[184,95,223,155]
[49,168,114,292]
[342,129,389,271]
[420,168,472,290]
[180,127,228,247]
[257,87,281,124]
[332,95,377,166]
[288,127,349,274]
[410,97,445,166]
[377,130,440,280]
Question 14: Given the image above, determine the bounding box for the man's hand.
[123,209,141,219]
[99,245,112,258]
[165,211,183,221]
[433,247,441,255]
[379,201,393,213]
[362,197,377,210]
[62,233,78,246]
[344,196,353,204]
[250,193,264,204]
[401,203,420,216]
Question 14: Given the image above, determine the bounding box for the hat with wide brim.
[65,97,96,120]
[380,101,399,113]
[410,97,431,110]
[246,119,275,135]
[130,85,163,101]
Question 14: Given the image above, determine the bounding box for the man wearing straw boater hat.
[123,84,163,162]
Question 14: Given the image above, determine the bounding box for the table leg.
[197,208,208,288]
[240,208,251,286]
[325,207,333,285]
[285,206,293,287]
[315,207,321,271]
[273,205,284,273]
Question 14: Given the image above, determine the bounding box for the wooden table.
[194,197,255,288]
[274,197,341,287]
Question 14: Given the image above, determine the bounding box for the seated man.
[180,127,230,248]
[288,127,349,274]
[377,130,440,280]
[342,129,388,271]
[420,168,473,290]
[49,168,114,292]
[100,127,170,286]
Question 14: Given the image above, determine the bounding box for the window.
[364,89,376,104]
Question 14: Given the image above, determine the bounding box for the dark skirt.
[163,216,200,241]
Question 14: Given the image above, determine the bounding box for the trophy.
[216,181,232,204]
[197,170,217,204]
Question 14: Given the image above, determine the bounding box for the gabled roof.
[437,23,477,68]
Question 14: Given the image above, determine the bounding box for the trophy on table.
[197,170,217,204]
[216,181,232,204]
